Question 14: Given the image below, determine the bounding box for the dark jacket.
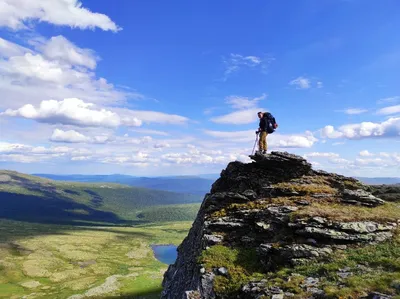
[259,116,268,131]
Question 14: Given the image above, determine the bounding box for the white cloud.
[319,117,400,140]
[3,98,125,128]
[225,94,266,110]
[0,0,120,32]
[359,150,374,157]
[377,96,399,105]
[342,108,368,115]
[289,76,311,89]
[129,128,170,136]
[304,152,340,158]
[0,141,74,162]
[355,158,385,166]
[0,37,131,110]
[210,108,263,125]
[317,81,323,88]
[377,105,400,115]
[116,109,189,125]
[222,53,273,79]
[203,129,317,148]
[50,128,89,143]
[154,143,171,149]
[39,35,97,69]
[0,37,31,57]
[224,54,261,75]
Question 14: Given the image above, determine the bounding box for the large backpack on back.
[264,112,277,134]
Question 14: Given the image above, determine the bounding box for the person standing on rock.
[256,111,278,154]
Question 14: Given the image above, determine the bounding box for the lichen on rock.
[161,151,400,299]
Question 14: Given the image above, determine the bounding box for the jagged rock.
[203,234,224,245]
[291,218,394,243]
[342,189,385,207]
[258,244,332,269]
[161,151,398,299]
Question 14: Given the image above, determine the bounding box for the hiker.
[256,111,278,154]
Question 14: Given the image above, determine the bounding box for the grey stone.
[342,189,385,207]
[301,277,319,288]
[203,234,223,245]
[217,267,228,276]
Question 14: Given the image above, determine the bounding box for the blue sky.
[0,0,399,177]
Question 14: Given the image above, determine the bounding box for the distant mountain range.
[355,177,400,185]
[33,173,400,193]
[34,173,217,195]
[1,170,203,225]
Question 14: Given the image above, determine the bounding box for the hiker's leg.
[258,133,262,152]
[260,132,266,151]
[265,133,268,152]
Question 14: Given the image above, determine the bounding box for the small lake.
[151,244,177,265]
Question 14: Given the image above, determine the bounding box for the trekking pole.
[251,132,258,155]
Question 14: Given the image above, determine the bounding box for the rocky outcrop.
[161,152,400,299]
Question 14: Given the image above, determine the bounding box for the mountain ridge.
[160,151,400,299]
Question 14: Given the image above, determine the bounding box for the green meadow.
[0,170,201,298]
[0,219,192,299]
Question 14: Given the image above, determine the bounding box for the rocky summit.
[161,151,400,299]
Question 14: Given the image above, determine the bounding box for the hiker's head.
[257,111,263,118]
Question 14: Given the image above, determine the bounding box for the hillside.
[33,173,215,195]
[161,151,400,299]
[0,170,202,225]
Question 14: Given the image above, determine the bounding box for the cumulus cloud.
[319,117,400,139]
[289,76,311,89]
[203,130,317,148]
[377,105,400,116]
[0,36,131,110]
[0,141,74,162]
[0,0,120,31]
[50,128,89,143]
[3,98,125,128]
[39,35,97,69]
[0,37,31,57]
[359,150,374,157]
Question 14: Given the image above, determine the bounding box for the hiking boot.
[262,150,267,154]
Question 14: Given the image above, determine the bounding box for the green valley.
[0,170,203,298]
[0,219,192,299]
[0,170,202,225]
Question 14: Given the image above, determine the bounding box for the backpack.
[264,112,277,134]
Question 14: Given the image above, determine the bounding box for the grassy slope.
[0,219,192,299]
[0,170,202,225]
